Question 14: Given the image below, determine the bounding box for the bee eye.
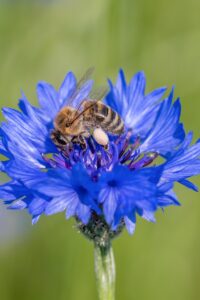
[65,121,71,128]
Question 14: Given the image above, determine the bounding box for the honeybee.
[51,69,124,149]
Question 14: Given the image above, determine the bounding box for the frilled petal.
[160,133,200,184]
[141,210,156,222]
[58,71,77,105]
[32,215,41,225]
[8,199,28,210]
[76,202,91,224]
[157,188,180,207]
[1,130,46,169]
[45,195,71,215]
[139,89,185,154]
[179,179,198,192]
[106,70,167,138]
[0,180,30,202]
[126,74,166,136]
[106,70,127,114]
[37,81,59,116]
[71,80,94,108]
[99,187,118,224]
[0,179,48,220]
[98,165,162,228]
[124,216,136,235]
[28,197,47,216]
[1,100,55,161]
[17,164,101,221]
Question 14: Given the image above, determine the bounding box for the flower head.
[0,69,200,236]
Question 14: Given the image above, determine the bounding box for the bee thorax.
[93,128,109,146]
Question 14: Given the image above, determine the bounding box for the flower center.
[45,132,158,175]
[75,185,88,197]
[107,180,118,187]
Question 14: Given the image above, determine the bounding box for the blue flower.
[0,69,200,235]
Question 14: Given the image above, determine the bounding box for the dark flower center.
[46,132,158,176]
[75,185,88,197]
[108,179,118,187]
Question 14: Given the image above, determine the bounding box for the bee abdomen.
[95,103,124,134]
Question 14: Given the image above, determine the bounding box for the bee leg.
[103,144,109,151]
[87,136,96,153]
[82,130,90,138]
[78,136,87,150]
[71,136,79,145]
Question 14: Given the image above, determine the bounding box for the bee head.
[54,107,83,136]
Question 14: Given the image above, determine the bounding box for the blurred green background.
[0,0,200,299]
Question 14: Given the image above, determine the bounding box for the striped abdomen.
[83,100,124,134]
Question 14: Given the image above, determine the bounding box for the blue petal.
[14,164,100,221]
[124,216,136,235]
[76,203,91,224]
[58,71,77,105]
[2,94,53,157]
[2,108,48,153]
[140,89,185,154]
[37,81,58,113]
[100,187,117,224]
[158,189,180,207]
[32,215,40,225]
[142,210,156,222]
[28,197,47,215]
[127,88,166,138]
[179,179,198,192]
[107,69,128,114]
[116,69,127,98]
[99,165,161,228]
[45,196,69,215]
[65,194,79,219]
[8,200,27,210]
[0,180,29,201]
[72,80,94,108]
[161,134,200,183]
[106,70,167,138]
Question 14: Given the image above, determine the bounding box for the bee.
[51,69,124,149]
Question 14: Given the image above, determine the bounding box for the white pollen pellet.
[93,128,109,146]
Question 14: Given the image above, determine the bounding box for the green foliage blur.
[0,1,200,299]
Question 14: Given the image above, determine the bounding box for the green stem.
[94,242,116,300]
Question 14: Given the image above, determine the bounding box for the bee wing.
[66,71,109,126]
[77,67,95,88]
[74,86,109,115]
[89,86,109,101]
[67,67,95,107]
